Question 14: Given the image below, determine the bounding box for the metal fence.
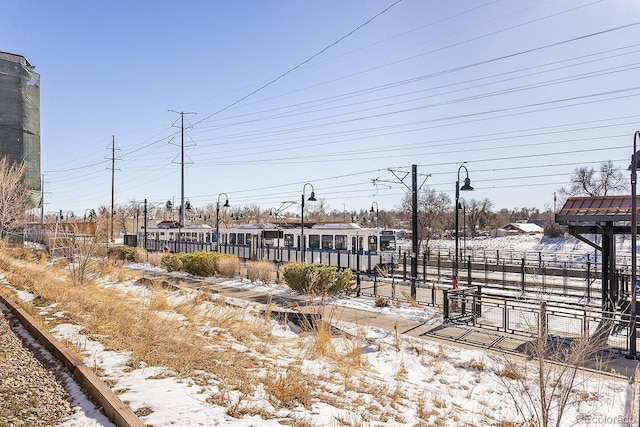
[443,287,634,354]
[139,237,635,355]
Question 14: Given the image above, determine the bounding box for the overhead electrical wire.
[191,0,404,127]
[47,1,639,212]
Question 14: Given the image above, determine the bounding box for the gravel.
[0,304,76,426]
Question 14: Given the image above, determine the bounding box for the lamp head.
[460,177,473,191]
[370,206,375,213]
[628,151,640,170]
[308,191,317,202]
[223,199,230,208]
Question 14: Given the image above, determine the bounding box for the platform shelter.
[555,195,640,313]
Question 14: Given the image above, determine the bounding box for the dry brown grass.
[374,296,389,307]
[217,257,240,277]
[245,260,275,283]
[0,247,445,425]
[311,320,334,357]
[499,361,527,381]
[401,290,421,308]
[263,367,313,409]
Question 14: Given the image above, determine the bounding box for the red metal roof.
[556,195,640,223]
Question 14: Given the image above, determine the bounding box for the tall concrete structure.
[0,51,41,205]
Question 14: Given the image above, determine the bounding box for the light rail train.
[140,221,397,272]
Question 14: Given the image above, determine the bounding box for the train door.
[250,233,258,260]
[351,236,364,254]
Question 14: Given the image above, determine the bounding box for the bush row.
[160,251,240,277]
[154,252,355,297]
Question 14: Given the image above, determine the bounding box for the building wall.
[0,51,41,205]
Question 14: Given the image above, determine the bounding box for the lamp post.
[216,193,229,252]
[629,131,640,358]
[455,163,474,281]
[268,208,278,222]
[370,202,379,228]
[463,202,467,255]
[301,183,317,263]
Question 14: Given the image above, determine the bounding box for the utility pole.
[144,199,148,262]
[411,165,418,300]
[110,135,115,243]
[169,110,196,253]
[380,165,430,300]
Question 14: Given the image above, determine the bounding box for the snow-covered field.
[10,235,640,426]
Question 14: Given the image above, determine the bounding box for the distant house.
[493,222,544,237]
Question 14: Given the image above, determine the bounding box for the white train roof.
[311,223,362,230]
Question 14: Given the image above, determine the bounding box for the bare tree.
[465,198,494,237]
[0,157,32,242]
[402,187,451,251]
[559,161,627,200]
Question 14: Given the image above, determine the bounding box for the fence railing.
[443,287,634,354]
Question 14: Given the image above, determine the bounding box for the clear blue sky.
[2,0,639,218]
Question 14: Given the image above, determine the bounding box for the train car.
[218,222,397,272]
[141,221,215,253]
[140,221,397,272]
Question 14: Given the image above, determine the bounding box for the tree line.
[0,157,629,244]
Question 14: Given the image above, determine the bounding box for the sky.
[2,0,640,218]
[9,234,633,426]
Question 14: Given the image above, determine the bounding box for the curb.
[0,291,145,427]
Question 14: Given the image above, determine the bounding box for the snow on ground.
[11,235,639,426]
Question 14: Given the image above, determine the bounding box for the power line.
[191,0,403,127]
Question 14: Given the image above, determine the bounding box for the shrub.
[159,251,240,277]
[246,260,275,283]
[107,245,138,262]
[282,263,355,297]
[160,253,186,272]
[181,251,218,277]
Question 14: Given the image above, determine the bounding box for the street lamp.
[370,202,379,228]
[301,183,317,263]
[216,193,229,251]
[455,163,474,282]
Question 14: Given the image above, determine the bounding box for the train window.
[380,235,395,251]
[245,233,252,244]
[368,235,378,252]
[335,235,347,250]
[321,235,333,249]
[237,234,245,245]
[229,233,237,244]
[284,233,294,246]
[168,232,175,241]
[263,230,279,239]
[309,234,320,249]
